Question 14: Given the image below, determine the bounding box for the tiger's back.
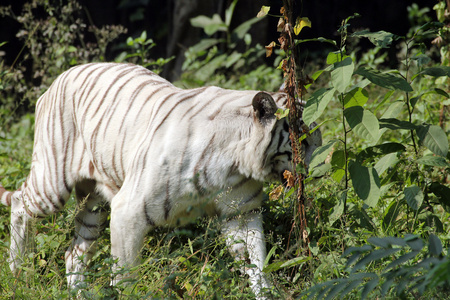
[0,62,321,299]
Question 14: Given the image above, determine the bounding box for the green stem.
[341,93,349,215]
[404,40,419,156]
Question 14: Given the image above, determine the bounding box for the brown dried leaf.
[302,229,309,242]
[269,185,284,200]
[277,17,285,32]
[278,35,287,51]
[283,170,295,187]
[265,41,276,57]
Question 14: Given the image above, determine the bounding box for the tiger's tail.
[0,183,13,206]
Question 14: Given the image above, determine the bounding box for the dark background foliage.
[0,0,437,81]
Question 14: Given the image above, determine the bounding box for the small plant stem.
[338,30,348,215]
[404,39,419,156]
[341,93,349,215]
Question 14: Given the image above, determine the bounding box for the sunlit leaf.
[344,87,369,108]
[352,30,398,48]
[225,0,238,26]
[416,124,449,157]
[233,17,262,39]
[310,163,331,178]
[344,106,380,143]
[303,88,336,126]
[374,153,399,175]
[309,139,338,170]
[257,6,270,18]
[331,57,354,93]
[275,108,289,120]
[295,37,337,46]
[294,17,311,35]
[416,155,450,167]
[327,51,348,64]
[190,14,226,35]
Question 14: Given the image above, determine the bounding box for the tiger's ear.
[252,92,278,124]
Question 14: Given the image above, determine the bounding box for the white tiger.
[0,62,321,298]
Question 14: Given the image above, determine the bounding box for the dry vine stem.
[280,0,310,254]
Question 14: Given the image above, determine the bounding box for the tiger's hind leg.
[109,190,152,285]
[65,179,108,289]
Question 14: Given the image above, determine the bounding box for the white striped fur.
[0,62,321,299]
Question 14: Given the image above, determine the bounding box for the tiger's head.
[251,92,322,183]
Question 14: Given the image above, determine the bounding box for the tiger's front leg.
[9,192,34,273]
[222,212,272,299]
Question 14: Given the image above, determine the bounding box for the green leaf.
[432,87,450,98]
[329,191,346,225]
[358,143,406,160]
[280,256,311,268]
[275,108,289,120]
[350,207,376,231]
[428,234,442,256]
[355,66,413,92]
[344,106,380,142]
[382,199,404,232]
[225,0,238,26]
[263,256,311,273]
[379,100,403,118]
[331,168,345,183]
[416,155,450,167]
[330,150,345,168]
[331,57,354,93]
[384,251,418,271]
[374,153,399,175]
[416,124,449,157]
[232,17,262,40]
[256,5,270,18]
[361,277,379,300]
[349,161,381,207]
[419,66,450,77]
[404,185,424,211]
[190,14,227,35]
[379,118,417,130]
[429,183,450,212]
[405,235,424,251]
[194,54,228,81]
[303,88,336,126]
[344,244,373,258]
[353,248,400,272]
[192,38,222,53]
[352,30,398,48]
[295,37,337,47]
[344,88,369,108]
[326,51,348,64]
[309,139,338,170]
[310,163,331,178]
[368,236,407,248]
